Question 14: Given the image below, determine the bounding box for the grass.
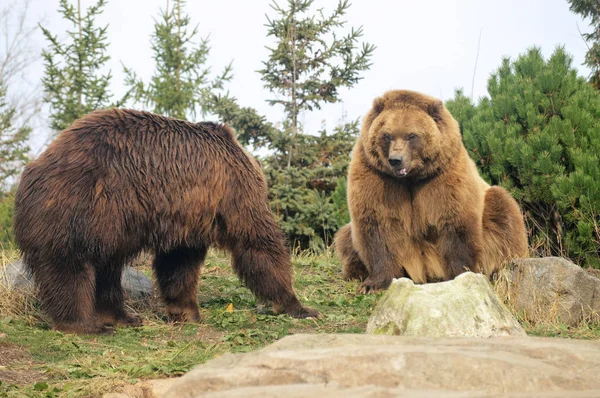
[0,248,381,397]
[1,248,599,397]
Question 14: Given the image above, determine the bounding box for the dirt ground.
[0,341,46,386]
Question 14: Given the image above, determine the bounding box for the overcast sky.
[11,0,594,151]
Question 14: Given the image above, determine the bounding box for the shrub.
[0,191,15,247]
[446,47,600,268]
[264,120,358,249]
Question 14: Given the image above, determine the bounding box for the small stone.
[121,266,154,300]
[1,259,34,292]
[0,333,7,339]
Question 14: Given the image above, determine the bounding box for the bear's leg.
[31,256,112,334]
[354,220,403,294]
[437,219,482,279]
[481,186,528,275]
[230,243,320,319]
[334,224,369,281]
[94,264,142,328]
[153,246,207,323]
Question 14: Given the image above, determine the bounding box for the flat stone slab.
[162,333,600,398]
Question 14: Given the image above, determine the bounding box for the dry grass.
[0,246,43,326]
[0,243,18,271]
[493,261,600,339]
[494,266,560,325]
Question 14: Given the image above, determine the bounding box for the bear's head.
[360,90,462,181]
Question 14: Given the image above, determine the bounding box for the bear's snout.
[388,155,404,168]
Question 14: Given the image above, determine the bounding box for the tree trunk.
[287,7,297,169]
[77,0,82,109]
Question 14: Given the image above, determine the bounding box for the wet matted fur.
[14,108,318,334]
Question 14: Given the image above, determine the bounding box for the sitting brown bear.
[13,108,318,334]
[335,90,528,293]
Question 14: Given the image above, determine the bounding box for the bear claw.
[289,306,321,319]
[118,314,143,327]
[358,277,392,294]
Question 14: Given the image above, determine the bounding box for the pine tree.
[0,78,30,245]
[446,47,600,267]
[40,0,117,133]
[1,0,44,134]
[207,0,372,248]
[0,0,38,245]
[234,0,375,248]
[567,0,600,88]
[259,0,375,167]
[0,191,16,244]
[0,78,30,192]
[124,0,232,120]
[207,93,276,148]
[264,119,359,248]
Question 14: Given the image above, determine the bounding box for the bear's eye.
[407,133,418,141]
[382,133,392,142]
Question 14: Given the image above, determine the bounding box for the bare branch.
[470,29,483,101]
[0,0,44,135]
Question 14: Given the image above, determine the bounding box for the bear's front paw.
[118,313,143,327]
[274,298,321,319]
[166,305,201,323]
[53,322,116,335]
[288,306,321,319]
[358,277,392,294]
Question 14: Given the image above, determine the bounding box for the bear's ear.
[372,97,385,115]
[363,97,386,130]
[427,100,444,123]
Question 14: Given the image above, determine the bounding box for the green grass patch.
[1,248,598,397]
[522,321,600,339]
[0,249,380,397]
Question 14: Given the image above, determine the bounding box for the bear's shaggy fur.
[334,90,528,293]
[14,108,318,334]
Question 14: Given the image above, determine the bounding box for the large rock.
[1,259,153,300]
[504,257,600,325]
[163,333,600,397]
[366,272,525,337]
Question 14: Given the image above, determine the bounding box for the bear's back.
[13,108,260,254]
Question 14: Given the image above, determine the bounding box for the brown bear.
[334,90,528,293]
[13,108,318,334]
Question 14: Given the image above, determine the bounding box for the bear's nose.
[388,155,403,168]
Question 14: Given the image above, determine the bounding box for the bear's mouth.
[392,167,409,177]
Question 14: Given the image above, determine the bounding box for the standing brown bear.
[335,90,528,293]
[14,108,318,334]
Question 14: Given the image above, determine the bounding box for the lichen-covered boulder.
[366,272,525,337]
